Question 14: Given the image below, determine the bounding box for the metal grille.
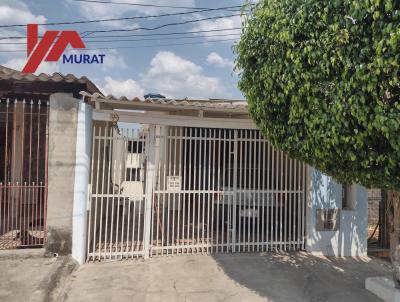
[87,126,147,261]
[151,127,306,256]
[0,99,49,249]
[87,125,306,261]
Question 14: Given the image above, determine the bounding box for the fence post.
[143,125,156,258]
[72,100,93,264]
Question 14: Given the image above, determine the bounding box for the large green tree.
[235,0,400,285]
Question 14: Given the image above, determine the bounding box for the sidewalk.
[0,249,76,302]
[63,252,393,302]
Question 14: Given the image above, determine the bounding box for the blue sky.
[0,0,245,100]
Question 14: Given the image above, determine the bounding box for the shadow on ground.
[212,251,393,302]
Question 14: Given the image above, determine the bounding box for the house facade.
[0,65,368,264]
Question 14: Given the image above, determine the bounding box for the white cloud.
[2,57,60,74]
[141,51,222,99]
[207,52,234,68]
[0,0,46,26]
[191,15,242,40]
[0,1,46,54]
[101,76,145,99]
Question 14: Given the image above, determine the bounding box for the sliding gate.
[87,125,306,261]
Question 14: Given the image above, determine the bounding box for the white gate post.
[72,100,92,264]
[143,125,156,258]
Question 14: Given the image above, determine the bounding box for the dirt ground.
[0,250,394,302]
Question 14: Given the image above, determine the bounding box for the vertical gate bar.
[87,126,96,260]
[262,138,266,251]
[252,130,256,251]
[166,127,172,256]
[114,127,122,259]
[293,159,297,249]
[296,161,299,249]
[3,100,9,238]
[238,130,243,252]
[103,127,111,259]
[166,127,172,255]
[43,102,49,245]
[98,125,107,259]
[221,129,227,252]
[171,128,177,254]
[271,146,275,250]
[226,130,231,252]
[276,149,280,250]
[125,130,132,258]
[232,130,238,253]
[181,128,187,254]
[173,127,178,255]
[201,129,206,254]
[153,129,160,256]
[20,101,25,244]
[210,129,216,254]
[192,128,197,254]
[35,101,40,245]
[92,127,102,259]
[162,128,168,255]
[248,130,252,251]
[109,127,116,258]
[257,132,261,251]
[198,128,203,254]
[143,125,156,258]
[243,130,248,251]
[237,129,244,252]
[114,129,124,259]
[186,129,191,255]
[207,129,211,254]
[279,150,283,250]
[132,129,138,257]
[302,163,306,248]
[121,129,128,258]
[177,127,183,254]
[10,100,17,244]
[216,129,221,253]
[266,140,270,251]
[289,156,292,251]
[284,152,288,250]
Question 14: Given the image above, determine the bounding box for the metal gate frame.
[87,122,306,261]
[0,98,49,250]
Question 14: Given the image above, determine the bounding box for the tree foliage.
[235,0,400,190]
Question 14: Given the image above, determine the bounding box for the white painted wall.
[72,101,92,264]
[306,167,368,257]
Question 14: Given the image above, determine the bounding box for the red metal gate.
[0,98,49,249]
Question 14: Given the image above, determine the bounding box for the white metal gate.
[87,125,306,261]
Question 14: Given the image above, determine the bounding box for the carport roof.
[80,91,248,115]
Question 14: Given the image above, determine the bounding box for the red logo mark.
[22,24,86,73]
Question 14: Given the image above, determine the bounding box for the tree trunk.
[388,190,400,288]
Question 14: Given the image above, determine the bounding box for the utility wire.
[71,0,240,10]
[81,14,241,36]
[0,6,243,28]
[0,38,238,53]
[0,27,242,40]
[0,32,241,45]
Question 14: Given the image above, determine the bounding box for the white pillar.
[72,101,92,264]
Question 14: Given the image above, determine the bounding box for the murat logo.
[22,24,105,73]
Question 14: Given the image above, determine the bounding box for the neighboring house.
[0,65,100,251]
[0,65,373,264]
